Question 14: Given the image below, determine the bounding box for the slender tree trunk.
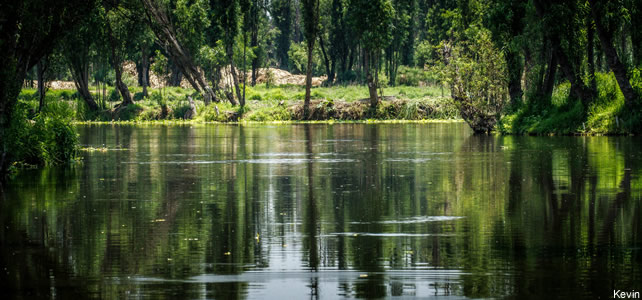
[37,57,48,113]
[587,15,597,95]
[506,51,523,107]
[141,45,150,98]
[534,0,592,107]
[589,0,638,107]
[304,38,315,119]
[319,34,334,85]
[107,25,133,107]
[250,4,259,87]
[347,48,355,75]
[242,33,247,107]
[228,57,242,106]
[69,56,99,111]
[542,51,557,102]
[364,50,378,108]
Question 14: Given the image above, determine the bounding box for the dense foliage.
[2,0,642,175]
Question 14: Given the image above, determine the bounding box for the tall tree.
[272,0,293,69]
[0,0,94,175]
[348,0,395,108]
[214,0,243,106]
[589,0,639,107]
[141,0,218,104]
[487,0,526,107]
[328,0,349,83]
[533,0,593,108]
[249,0,262,86]
[105,8,134,107]
[302,0,319,118]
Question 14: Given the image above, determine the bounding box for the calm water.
[1,123,641,299]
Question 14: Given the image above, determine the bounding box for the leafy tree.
[302,0,319,118]
[385,0,414,86]
[105,5,135,107]
[272,0,294,69]
[0,0,94,175]
[486,0,527,107]
[213,0,242,106]
[347,0,395,108]
[141,0,218,104]
[589,0,639,108]
[446,28,508,134]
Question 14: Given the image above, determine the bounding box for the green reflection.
[1,123,640,299]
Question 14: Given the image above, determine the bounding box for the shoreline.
[71,119,637,136]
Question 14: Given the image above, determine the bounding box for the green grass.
[499,71,641,135]
[19,84,456,123]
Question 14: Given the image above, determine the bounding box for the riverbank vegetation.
[17,84,457,122]
[2,0,641,174]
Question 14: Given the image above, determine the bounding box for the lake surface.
[1,123,640,299]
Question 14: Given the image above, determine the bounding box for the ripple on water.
[349,216,465,225]
[123,158,358,165]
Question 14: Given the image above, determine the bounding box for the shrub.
[114,104,143,120]
[109,88,120,101]
[415,40,433,68]
[133,92,145,101]
[7,102,78,167]
[58,90,72,100]
[42,100,76,120]
[173,104,193,119]
[444,29,508,133]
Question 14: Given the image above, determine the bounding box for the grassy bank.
[19,84,459,123]
[21,74,641,135]
[499,72,641,135]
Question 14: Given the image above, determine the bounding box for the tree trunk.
[250,4,260,87]
[533,0,592,107]
[168,61,183,87]
[37,57,48,113]
[69,54,99,111]
[587,15,597,96]
[107,25,133,107]
[228,55,242,106]
[506,51,523,107]
[304,38,315,119]
[541,51,557,102]
[364,50,378,109]
[319,34,334,85]
[589,0,638,107]
[141,45,150,98]
[141,0,217,104]
[242,33,247,107]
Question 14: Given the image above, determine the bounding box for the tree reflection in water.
[1,123,640,299]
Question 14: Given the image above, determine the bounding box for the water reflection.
[1,123,640,299]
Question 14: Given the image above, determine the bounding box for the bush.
[415,40,433,68]
[173,104,193,119]
[7,102,78,167]
[109,88,120,101]
[444,29,508,133]
[42,100,76,120]
[114,104,143,120]
[58,90,72,100]
[133,92,145,101]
